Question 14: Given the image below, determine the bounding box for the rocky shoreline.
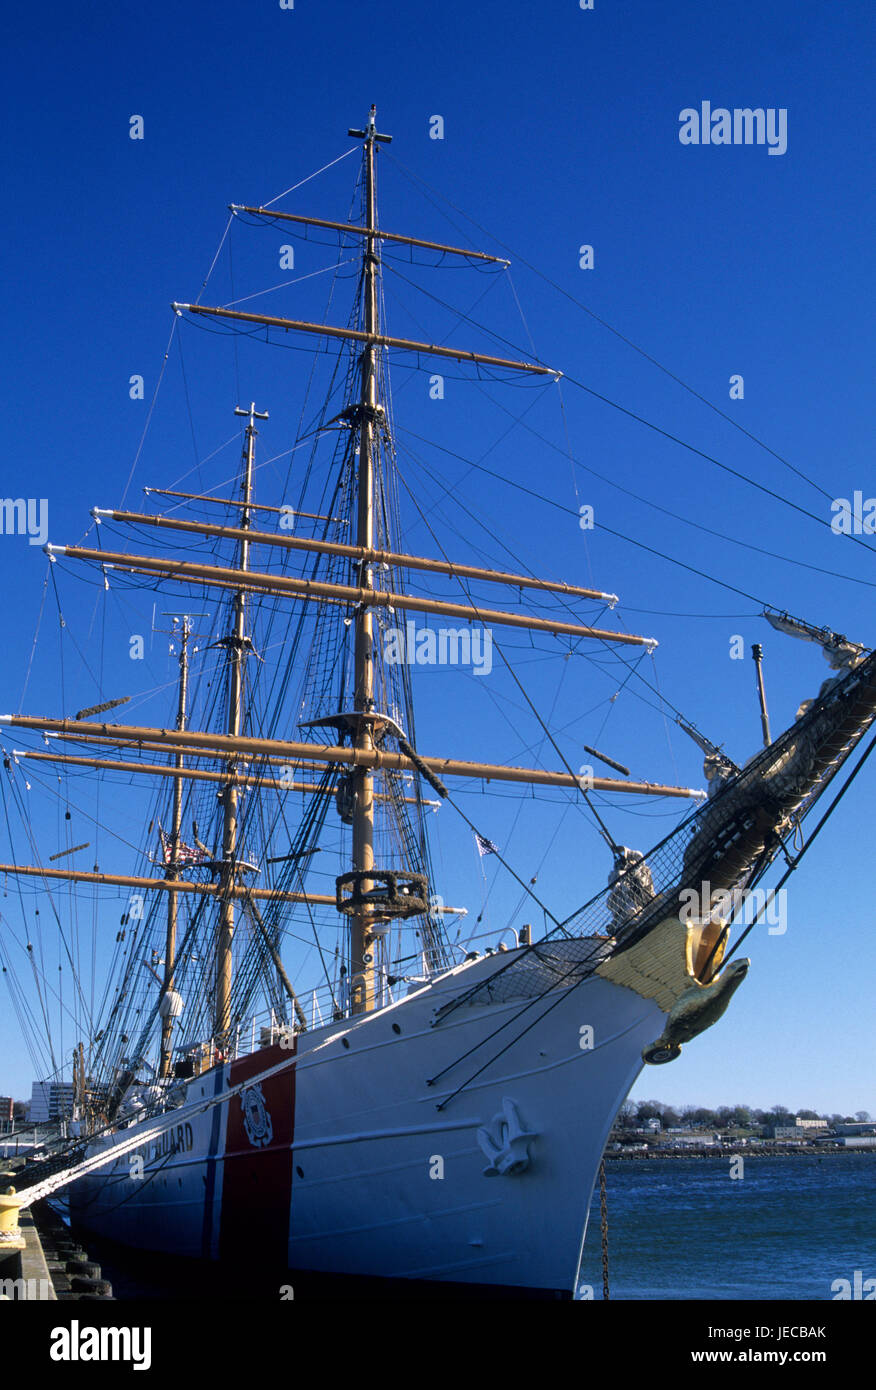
[607,1144,873,1160]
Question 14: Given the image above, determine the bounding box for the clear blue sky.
[1,1,874,1115]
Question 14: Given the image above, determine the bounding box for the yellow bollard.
[0,1186,23,1243]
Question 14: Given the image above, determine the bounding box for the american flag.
[474,831,499,858]
[159,826,209,866]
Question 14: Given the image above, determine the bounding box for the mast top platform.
[234,402,269,426]
[348,105,392,144]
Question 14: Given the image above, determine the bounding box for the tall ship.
[4,110,876,1298]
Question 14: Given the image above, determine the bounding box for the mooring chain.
[599,1157,610,1300]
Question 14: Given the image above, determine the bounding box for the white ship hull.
[70,946,666,1296]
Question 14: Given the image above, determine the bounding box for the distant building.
[832,1122,876,1136]
[0,1096,13,1135]
[766,1119,829,1140]
[28,1082,74,1123]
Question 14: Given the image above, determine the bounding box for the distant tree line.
[616,1102,872,1131]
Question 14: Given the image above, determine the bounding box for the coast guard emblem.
[241,1082,273,1148]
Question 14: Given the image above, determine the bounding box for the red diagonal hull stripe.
[219,1041,296,1265]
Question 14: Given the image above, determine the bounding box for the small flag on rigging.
[158,825,209,866]
[474,831,499,858]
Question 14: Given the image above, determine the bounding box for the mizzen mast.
[159,614,192,1078]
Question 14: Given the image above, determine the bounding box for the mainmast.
[348,106,391,1015]
[159,614,192,1078]
[215,402,268,1049]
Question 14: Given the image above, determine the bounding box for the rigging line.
[436,784,754,1093]
[0,904,92,1044]
[504,267,539,360]
[427,784,560,931]
[283,219,354,500]
[10,757,171,864]
[227,231,242,405]
[18,566,49,714]
[626,608,757,618]
[400,385,555,544]
[713,728,876,977]
[0,939,52,1079]
[394,472,682,798]
[397,423,780,608]
[239,770,340,1013]
[386,160,876,561]
[383,260,554,374]
[381,260,513,391]
[488,635,628,855]
[146,432,240,499]
[143,439,323,523]
[221,259,358,309]
[649,649,681,785]
[175,331,200,474]
[427,938,615,1096]
[434,972,595,1111]
[120,318,178,507]
[17,1028,341,1207]
[559,802,702,931]
[0,778,63,1064]
[591,651,649,749]
[194,213,233,306]
[503,798,574,936]
[485,667,576,915]
[555,376,597,592]
[379,214,866,553]
[392,460,621,856]
[384,150,835,506]
[556,369,876,556]
[70,1137,183,1220]
[488,691,625,765]
[479,384,876,593]
[260,146,359,208]
[398,442,697,740]
[49,551,67,724]
[5,916,55,1073]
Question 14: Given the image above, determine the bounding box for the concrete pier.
[0,1205,57,1299]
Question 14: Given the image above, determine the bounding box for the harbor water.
[578,1153,876,1300]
